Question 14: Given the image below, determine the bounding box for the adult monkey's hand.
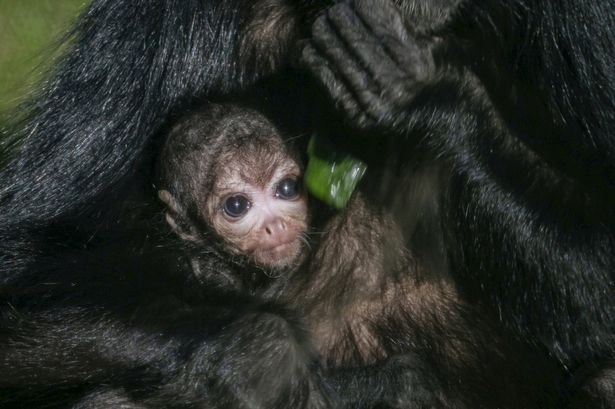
[301,0,438,130]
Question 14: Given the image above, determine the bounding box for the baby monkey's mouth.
[262,239,295,252]
[252,238,305,269]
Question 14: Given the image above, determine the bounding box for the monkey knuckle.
[312,13,332,39]
[380,7,404,31]
[327,2,352,20]
[337,99,359,119]
[386,82,412,105]
[300,44,316,64]
[355,112,375,129]
[407,52,436,83]
[328,3,360,35]
[353,0,381,18]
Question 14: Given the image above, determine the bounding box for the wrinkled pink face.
[206,153,308,270]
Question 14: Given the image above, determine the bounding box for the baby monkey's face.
[206,154,308,270]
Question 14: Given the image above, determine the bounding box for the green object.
[305,135,367,209]
[0,0,83,114]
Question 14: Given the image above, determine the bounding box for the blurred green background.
[0,0,84,114]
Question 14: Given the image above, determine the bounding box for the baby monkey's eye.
[223,195,251,218]
[275,177,301,200]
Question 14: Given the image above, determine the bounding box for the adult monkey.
[299,0,615,407]
[0,0,612,408]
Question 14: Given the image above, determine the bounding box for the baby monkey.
[157,104,309,292]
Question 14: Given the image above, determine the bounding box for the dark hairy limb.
[0,264,329,409]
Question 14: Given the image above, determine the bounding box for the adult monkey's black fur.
[299,0,615,407]
[0,1,331,408]
[0,0,613,409]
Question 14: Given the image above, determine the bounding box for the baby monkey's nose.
[262,218,293,246]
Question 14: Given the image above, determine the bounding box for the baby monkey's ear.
[158,190,199,242]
